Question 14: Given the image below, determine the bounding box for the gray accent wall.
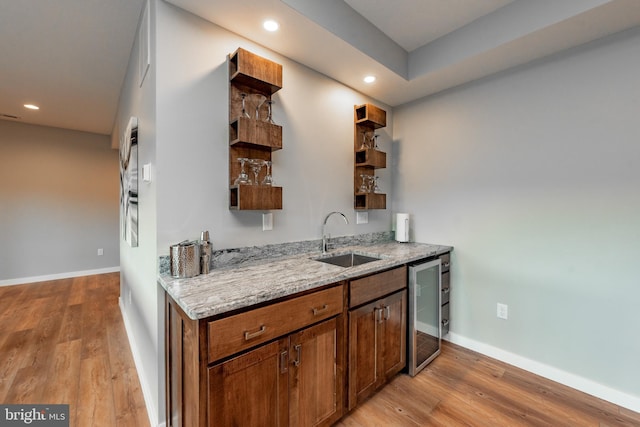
[392,28,640,399]
[0,121,119,281]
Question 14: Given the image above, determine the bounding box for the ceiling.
[2,0,640,135]
[0,0,144,135]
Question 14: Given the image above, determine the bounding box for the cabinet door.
[348,300,380,410]
[379,290,407,381]
[208,339,289,427]
[289,317,342,427]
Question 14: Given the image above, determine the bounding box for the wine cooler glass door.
[408,259,441,376]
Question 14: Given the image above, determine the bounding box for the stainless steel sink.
[313,252,381,267]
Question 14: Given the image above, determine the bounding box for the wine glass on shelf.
[240,93,250,119]
[372,133,379,149]
[262,161,273,186]
[234,158,251,185]
[360,131,370,150]
[248,159,265,186]
[372,175,381,193]
[359,174,369,193]
[251,94,267,120]
[265,100,276,124]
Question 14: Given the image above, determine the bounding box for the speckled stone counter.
[158,240,452,320]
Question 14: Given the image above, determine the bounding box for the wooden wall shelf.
[230,185,283,210]
[229,48,282,95]
[228,48,283,211]
[229,118,282,150]
[354,104,387,210]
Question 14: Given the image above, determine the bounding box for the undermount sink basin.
[313,252,381,268]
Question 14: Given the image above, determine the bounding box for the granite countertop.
[159,241,452,320]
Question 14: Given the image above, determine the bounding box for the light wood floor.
[337,341,640,426]
[0,273,149,427]
[4,274,639,427]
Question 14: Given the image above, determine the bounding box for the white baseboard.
[0,266,120,287]
[119,298,160,427]
[445,332,640,414]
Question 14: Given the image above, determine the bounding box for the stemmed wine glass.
[359,174,370,193]
[372,133,379,149]
[265,100,275,124]
[248,159,265,186]
[372,175,381,193]
[360,131,370,150]
[234,158,250,185]
[251,94,267,120]
[240,93,250,119]
[262,161,273,185]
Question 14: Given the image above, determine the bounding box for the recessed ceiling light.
[364,75,376,84]
[24,104,40,110]
[263,20,279,32]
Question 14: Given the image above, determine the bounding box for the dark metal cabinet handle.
[312,304,329,316]
[244,325,266,340]
[384,305,390,321]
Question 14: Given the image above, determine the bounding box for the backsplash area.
[158,232,393,275]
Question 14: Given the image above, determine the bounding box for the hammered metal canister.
[170,241,201,278]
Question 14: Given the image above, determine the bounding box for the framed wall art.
[120,116,139,247]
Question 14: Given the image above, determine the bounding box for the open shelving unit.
[354,103,387,210]
[228,48,283,210]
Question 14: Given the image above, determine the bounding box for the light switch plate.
[142,163,151,182]
[356,212,368,224]
[262,213,273,231]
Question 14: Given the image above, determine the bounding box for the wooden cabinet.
[166,284,345,427]
[208,317,342,427]
[228,48,283,210]
[354,103,387,210]
[347,266,407,409]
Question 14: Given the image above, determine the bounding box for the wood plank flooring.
[0,273,149,427]
[337,342,640,426]
[4,273,639,426]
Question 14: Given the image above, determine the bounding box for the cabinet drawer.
[349,266,407,308]
[208,285,343,363]
[441,271,450,304]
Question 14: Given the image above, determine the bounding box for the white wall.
[117,1,395,424]
[393,28,640,406]
[0,121,119,283]
[114,0,160,424]
[157,3,393,255]
[155,1,392,256]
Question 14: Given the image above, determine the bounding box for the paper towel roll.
[395,213,410,242]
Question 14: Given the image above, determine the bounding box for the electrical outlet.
[497,303,508,320]
[97,248,104,256]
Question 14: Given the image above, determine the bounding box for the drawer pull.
[244,325,266,341]
[442,319,449,327]
[442,288,450,294]
[443,262,450,268]
[383,305,390,321]
[293,344,301,367]
[280,351,288,374]
[312,304,329,316]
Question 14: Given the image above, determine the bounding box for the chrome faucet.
[322,211,349,254]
